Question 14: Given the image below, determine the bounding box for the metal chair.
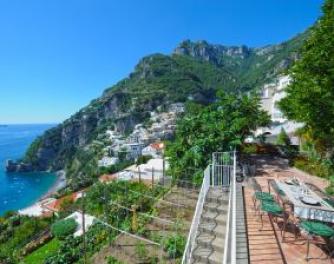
[299,220,334,262]
[249,178,275,214]
[267,179,300,241]
[268,179,294,209]
[258,199,289,238]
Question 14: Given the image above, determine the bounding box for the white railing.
[222,151,237,264]
[182,151,237,264]
[211,151,237,264]
[181,164,211,264]
[211,152,233,187]
[211,164,232,187]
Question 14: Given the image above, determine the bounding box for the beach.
[40,170,67,200]
[19,170,67,217]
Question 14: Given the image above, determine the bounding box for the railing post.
[231,150,237,264]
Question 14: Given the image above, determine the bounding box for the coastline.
[18,171,67,216]
[39,170,67,200]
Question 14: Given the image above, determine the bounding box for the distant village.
[96,102,185,181]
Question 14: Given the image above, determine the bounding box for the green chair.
[255,191,275,201]
[249,178,275,213]
[259,200,288,237]
[300,220,334,261]
[261,200,283,214]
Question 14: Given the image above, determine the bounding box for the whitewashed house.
[142,143,163,158]
[168,103,185,113]
[98,157,119,167]
[125,142,144,160]
[106,130,122,140]
[257,75,303,145]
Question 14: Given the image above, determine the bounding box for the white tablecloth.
[277,181,334,223]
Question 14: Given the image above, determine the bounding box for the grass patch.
[23,238,60,264]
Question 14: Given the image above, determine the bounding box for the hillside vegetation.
[22,34,306,187]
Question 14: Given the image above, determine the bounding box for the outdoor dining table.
[276,180,334,223]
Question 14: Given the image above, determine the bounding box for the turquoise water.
[0,124,57,216]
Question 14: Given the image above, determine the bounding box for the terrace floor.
[243,155,334,264]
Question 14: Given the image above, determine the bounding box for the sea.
[0,124,57,216]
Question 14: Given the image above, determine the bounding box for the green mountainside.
[20,32,307,187]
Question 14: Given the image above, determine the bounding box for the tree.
[279,0,334,156]
[51,218,78,240]
[276,128,291,146]
[167,92,270,180]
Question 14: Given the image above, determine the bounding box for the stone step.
[192,246,212,263]
[208,251,225,264]
[190,188,229,264]
[203,202,227,214]
[206,190,230,204]
[206,197,229,205]
[198,222,226,237]
[192,246,224,264]
[196,233,225,251]
[201,211,227,226]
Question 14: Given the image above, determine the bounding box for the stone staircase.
[191,187,229,264]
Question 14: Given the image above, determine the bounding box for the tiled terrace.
[243,155,334,264]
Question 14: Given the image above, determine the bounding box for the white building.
[142,143,163,158]
[257,75,303,144]
[168,103,185,114]
[260,75,291,123]
[106,130,122,140]
[98,157,119,167]
[125,142,144,160]
[117,170,134,181]
[120,158,169,182]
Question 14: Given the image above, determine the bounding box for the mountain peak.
[173,40,252,64]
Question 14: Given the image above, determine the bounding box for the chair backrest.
[268,179,292,208]
[268,179,286,197]
[249,178,262,192]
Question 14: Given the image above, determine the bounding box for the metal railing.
[182,151,237,264]
[211,152,234,187]
[181,165,211,263]
[222,151,237,264]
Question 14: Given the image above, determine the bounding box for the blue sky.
[0,0,323,124]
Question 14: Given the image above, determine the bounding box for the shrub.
[60,196,74,211]
[136,155,153,165]
[163,234,185,258]
[3,211,16,219]
[325,176,334,195]
[51,218,77,239]
[44,236,81,264]
[242,144,257,155]
[106,256,123,264]
[293,156,333,179]
[276,128,291,146]
[10,215,21,226]
[135,242,148,259]
[99,160,133,175]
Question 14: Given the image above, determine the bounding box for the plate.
[285,179,295,185]
[301,197,320,206]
